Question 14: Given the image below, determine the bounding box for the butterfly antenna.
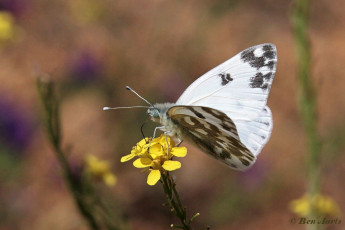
[103,106,149,111]
[126,86,152,106]
[140,121,149,143]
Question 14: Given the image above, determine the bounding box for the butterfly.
[106,44,277,171]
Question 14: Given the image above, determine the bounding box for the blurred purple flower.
[236,161,269,191]
[50,158,83,188]
[0,97,34,153]
[0,0,29,17]
[69,51,104,83]
[70,159,84,185]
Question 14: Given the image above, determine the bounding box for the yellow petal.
[133,158,152,168]
[147,169,161,186]
[131,138,151,155]
[148,144,165,159]
[85,155,110,175]
[289,197,310,217]
[85,154,96,164]
[157,134,167,143]
[148,136,160,145]
[157,134,174,150]
[149,143,163,153]
[171,147,187,157]
[138,138,150,147]
[162,160,181,171]
[289,194,341,217]
[120,153,136,162]
[0,12,15,41]
[103,173,117,186]
[314,195,340,216]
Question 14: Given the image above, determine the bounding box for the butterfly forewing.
[235,106,273,156]
[174,44,276,160]
[167,106,256,171]
[176,44,277,122]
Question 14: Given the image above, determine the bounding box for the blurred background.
[0,0,344,229]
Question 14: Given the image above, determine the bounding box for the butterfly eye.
[147,107,160,119]
[153,109,159,117]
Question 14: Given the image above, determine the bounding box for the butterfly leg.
[148,126,165,148]
[164,132,170,156]
[176,139,183,147]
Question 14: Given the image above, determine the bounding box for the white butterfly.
[107,44,277,171]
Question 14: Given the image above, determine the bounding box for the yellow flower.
[289,194,341,217]
[68,0,104,24]
[121,135,187,186]
[85,155,117,186]
[120,138,151,162]
[0,11,15,42]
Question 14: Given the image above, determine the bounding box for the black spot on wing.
[249,72,273,91]
[241,49,265,70]
[238,45,277,92]
[263,44,274,52]
[266,61,275,70]
[219,73,233,86]
[263,44,275,58]
[263,72,273,80]
[240,45,276,70]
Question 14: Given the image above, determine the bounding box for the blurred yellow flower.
[121,134,187,186]
[68,0,104,24]
[0,11,15,42]
[85,155,117,186]
[289,194,341,217]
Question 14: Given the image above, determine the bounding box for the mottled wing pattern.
[168,106,256,171]
[176,44,277,122]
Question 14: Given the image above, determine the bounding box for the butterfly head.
[147,106,160,122]
[147,103,175,123]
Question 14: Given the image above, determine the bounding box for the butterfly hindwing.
[167,105,256,171]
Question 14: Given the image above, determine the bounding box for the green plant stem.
[161,173,193,230]
[292,0,321,229]
[58,148,102,230]
[36,78,101,230]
